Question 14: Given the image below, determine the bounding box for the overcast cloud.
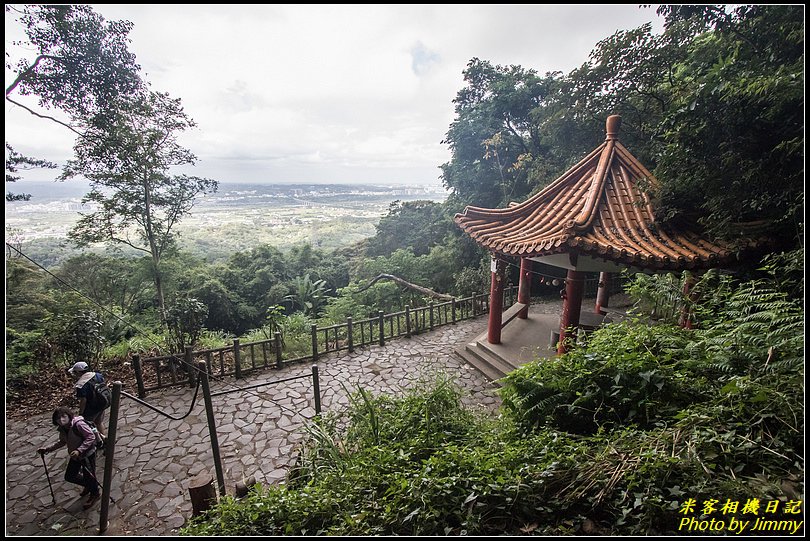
[5,4,664,185]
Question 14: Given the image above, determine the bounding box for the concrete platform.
[456,295,631,382]
[456,310,560,382]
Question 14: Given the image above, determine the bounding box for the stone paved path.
[5,316,500,536]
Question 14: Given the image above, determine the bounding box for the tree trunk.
[152,259,166,316]
[356,274,453,300]
[188,472,217,516]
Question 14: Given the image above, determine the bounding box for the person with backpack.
[68,361,110,439]
[37,407,101,509]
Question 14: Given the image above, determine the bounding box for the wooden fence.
[131,286,519,397]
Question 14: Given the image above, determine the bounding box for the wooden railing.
[131,286,518,397]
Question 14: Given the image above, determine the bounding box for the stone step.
[454,345,502,382]
[455,341,517,383]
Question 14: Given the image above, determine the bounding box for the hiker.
[37,407,101,508]
[68,361,108,438]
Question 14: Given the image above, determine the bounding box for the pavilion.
[454,115,747,379]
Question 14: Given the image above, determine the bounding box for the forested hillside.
[4,4,803,536]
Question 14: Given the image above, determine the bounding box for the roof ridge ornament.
[605,114,621,141]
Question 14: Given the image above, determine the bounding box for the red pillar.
[487,258,505,344]
[594,271,611,314]
[557,270,585,355]
[517,258,532,319]
[678,274,697,329]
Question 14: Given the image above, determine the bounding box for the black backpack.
[89,375,112,410]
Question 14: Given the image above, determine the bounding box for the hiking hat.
[68,361,89,375]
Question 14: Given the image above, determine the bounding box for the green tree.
[5,258,60,333]
[285,274,330,317]
[220,244,288,323]
[4,143,56,201]
[54,253,152,315]
[55,309,105,366]
[440,58,567,207]
[179,265,254,334]
[566,5,804,244]
[5,4,143,200]
[165,293,208,352]
[365,200,454,257]
[61,91,218,317]
[262,305,287,343]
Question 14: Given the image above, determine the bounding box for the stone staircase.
[455,305,561,383]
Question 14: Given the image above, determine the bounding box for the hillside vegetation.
[182,265,804,535]
[6,6,802,397]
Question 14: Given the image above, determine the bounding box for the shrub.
[182,270,804,536]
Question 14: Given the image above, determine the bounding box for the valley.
[5,181,448,264]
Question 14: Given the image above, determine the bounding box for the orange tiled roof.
[455,116,737,271]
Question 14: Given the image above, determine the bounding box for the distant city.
[5,180,448,207]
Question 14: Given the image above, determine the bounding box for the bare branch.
[5,54,58,96]
[5,96,84,137]
[356,274,454,300]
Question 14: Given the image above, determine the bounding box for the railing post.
[205,351,213,375]
[98,381,121,534]
[274,331,283,368]
[451,298,457,324]
[185,346,196,387]
[378,310,385,346]
[131,354,146,399]
[311,324,319,361]
[405,306,411,337]
[233,339,242,379]
[347,317,354,353]
[311,365,321,416]
[198,361,226,496]
[429,302,435,330]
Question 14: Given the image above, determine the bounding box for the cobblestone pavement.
[5,316,503,536]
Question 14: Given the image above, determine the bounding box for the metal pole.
[40,452,56,504]
[311,365,321,416]
[99,381,122,534]
[198,361,226,496]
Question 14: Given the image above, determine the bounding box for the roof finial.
[606,115,621,141]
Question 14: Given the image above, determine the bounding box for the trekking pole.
[39,452,56,504]
[80,459,117,504]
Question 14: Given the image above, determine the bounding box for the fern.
[692,280,804,376]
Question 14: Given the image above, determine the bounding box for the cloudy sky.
[5,4,664,185]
